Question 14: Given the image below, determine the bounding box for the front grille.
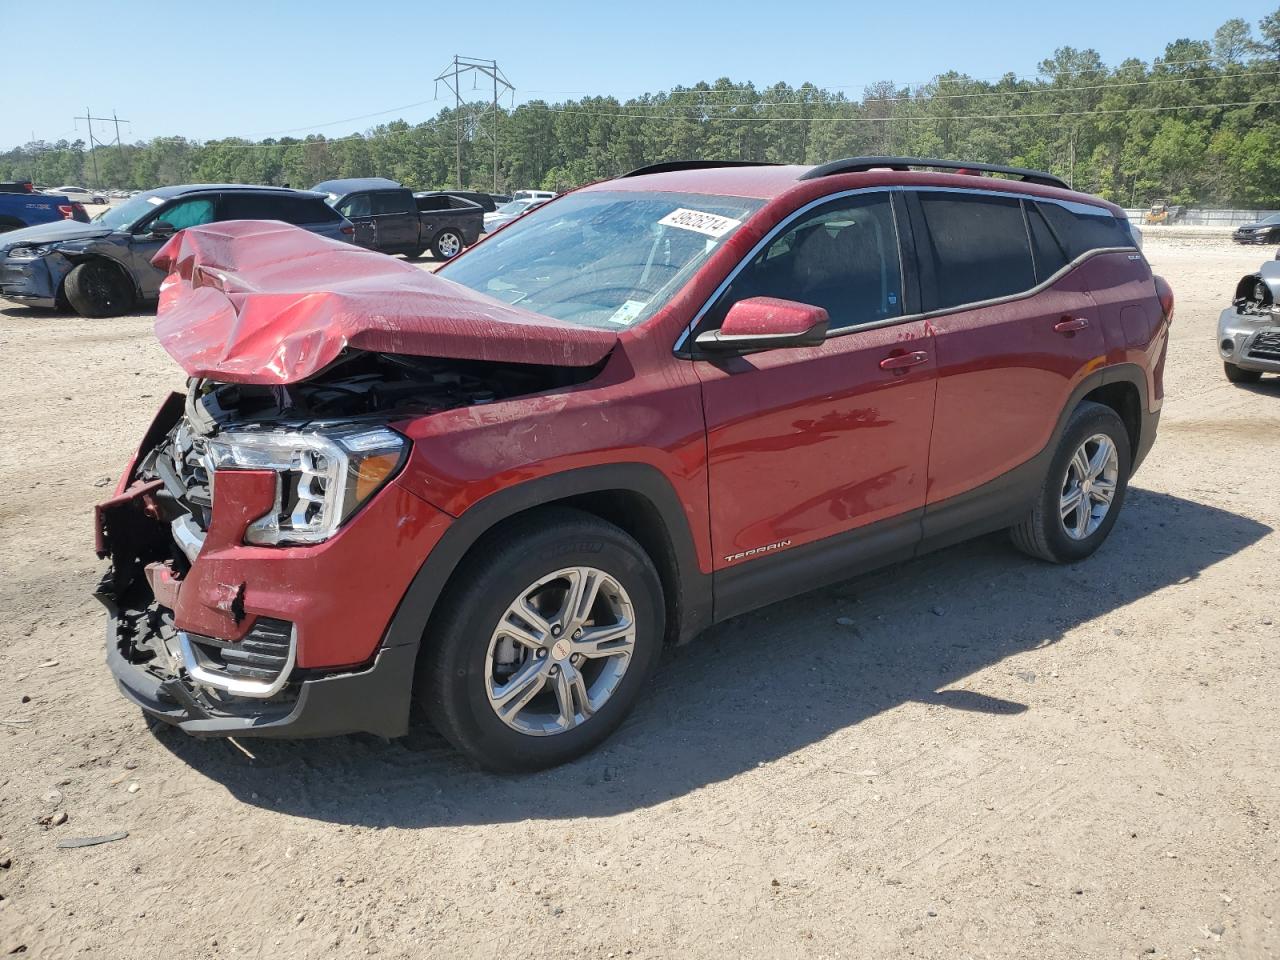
[1247,330,1280,362]
[157,421,213,530]
[186,617,293,686]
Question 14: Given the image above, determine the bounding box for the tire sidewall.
[431,522,664,771]
[1038,404,1132,563]
[67,260,133,318]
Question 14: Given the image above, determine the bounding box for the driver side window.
[154,197,215,232]
[702,193,903,333]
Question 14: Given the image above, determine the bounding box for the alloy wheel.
[1059,433,1119,540]
[484,566,636,736]
[437,232,461,258]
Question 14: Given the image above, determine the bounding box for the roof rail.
[799,156,1069,190]
[620,160,780,178]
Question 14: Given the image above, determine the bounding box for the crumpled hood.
[151,221,618,385]
[0,219,113,249]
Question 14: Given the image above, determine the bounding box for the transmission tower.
[73,109,130,188]
[434,56,515,191]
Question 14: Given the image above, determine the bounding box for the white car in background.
[483,195,554,233]
[53,185,107,205]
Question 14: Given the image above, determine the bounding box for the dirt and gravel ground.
[0,239,1277,959]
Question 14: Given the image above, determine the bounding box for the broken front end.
[93,364,470,739]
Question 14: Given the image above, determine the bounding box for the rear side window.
[704,192,903,332]
[1026,202,1069,281]
[372,191,411,215]
[336,194,371,218]
[1035,200,1134,259]
[915,192,1035,311]
[220,193,283,221]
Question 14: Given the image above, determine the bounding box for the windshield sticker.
[147,196,164,205]
[606,299,648,325]
[658,208,742,239]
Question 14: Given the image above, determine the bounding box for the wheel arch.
[383,463,713,682]
[57,251,142,304]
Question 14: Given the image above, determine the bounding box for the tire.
[1224,362,1263,384]
[419,508,665,772]
[1010,401,1132,564]
[64,260,135,318]
[432,229,463,261]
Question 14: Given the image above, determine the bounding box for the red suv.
[96,158,1173,771]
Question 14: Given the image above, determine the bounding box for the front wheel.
[419,508,664,771]
[64,260,135,317]
[1011,401,1132,564]
[432,229,463,261]
[1224,362,1263,384]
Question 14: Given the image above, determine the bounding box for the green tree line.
[7,11,1280,206]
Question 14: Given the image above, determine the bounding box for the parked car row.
[0,185,353,317]
[0,176,559,317]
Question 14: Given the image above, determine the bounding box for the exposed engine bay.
[185,349,602,428]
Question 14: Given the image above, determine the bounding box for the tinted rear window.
[222,193,339,224]
[373,191,412,215]
[916,192,1036,311]
[1036,200,1133,259]
[1026,203,1070,281]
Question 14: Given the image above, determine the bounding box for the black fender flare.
[381,461,713,676]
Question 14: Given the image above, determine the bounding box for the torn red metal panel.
[151,221,617,385]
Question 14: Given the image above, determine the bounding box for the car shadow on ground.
[154,488,1269,826]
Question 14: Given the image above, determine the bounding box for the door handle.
[879,350,930,371]
[1054,317,1090,334]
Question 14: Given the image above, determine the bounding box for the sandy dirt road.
[0,239,1277,959]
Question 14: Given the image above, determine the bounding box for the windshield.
[494,200,533,216]
[92,192,166,230]
[440,190,762,329]
[1263,214,1280,224]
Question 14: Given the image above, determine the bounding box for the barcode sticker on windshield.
[658,208,741,238]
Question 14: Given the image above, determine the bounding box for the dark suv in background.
[0,184,354,317]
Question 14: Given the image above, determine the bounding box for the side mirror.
[695,297,829,353]
[147,220,176,240]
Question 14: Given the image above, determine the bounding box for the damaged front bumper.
[95,394,452,739]
[99,589,418,738]
[1219,306,1280,373]
[0,251,66,308]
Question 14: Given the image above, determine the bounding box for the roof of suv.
[311,177,402,196]
[588,157,1122,214]
[147,183,328,200]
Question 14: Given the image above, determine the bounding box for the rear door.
[908,189,1106,523]
[692,191,936,606]
[335,192,376,248]
[371,189,418,251]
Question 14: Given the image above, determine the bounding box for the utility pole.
[434,56,514,191]
[74,109,130,187]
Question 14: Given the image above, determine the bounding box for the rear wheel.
[1011,401,1131,564]
[432,229,463,261]
[419,508,664,771]
[64,260,135,317]
[1224,362,1263,384]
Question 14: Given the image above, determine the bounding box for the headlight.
[7,244,53,260]
[205,426,407,546]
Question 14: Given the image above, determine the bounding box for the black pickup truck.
[312,177,483,260]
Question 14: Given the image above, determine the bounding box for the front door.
[691,191,936,603]
[129,194,218,298]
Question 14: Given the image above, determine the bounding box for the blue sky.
[3,0,1273,150]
